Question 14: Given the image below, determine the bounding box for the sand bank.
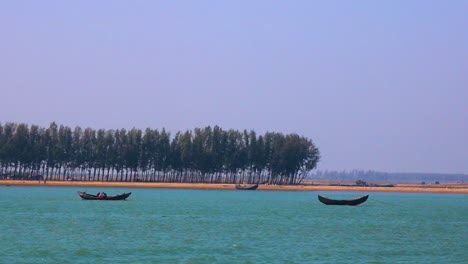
[1,180,467,194]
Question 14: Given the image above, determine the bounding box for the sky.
[1,1,467,174]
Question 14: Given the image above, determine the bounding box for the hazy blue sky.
[1,1,467,174]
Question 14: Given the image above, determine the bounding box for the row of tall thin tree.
[0,122,320,185]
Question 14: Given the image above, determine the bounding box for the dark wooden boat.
[318,194,368,206]
[235,183,259,190]
[77,191,132,200]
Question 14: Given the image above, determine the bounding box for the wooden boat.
[235,183,259,190]
[318,194,368,206]
[77,191,132,200]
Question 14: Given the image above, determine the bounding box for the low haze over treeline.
[308,170,467,183]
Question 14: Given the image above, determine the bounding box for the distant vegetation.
[308,170,467,183]
[0,122,320,185]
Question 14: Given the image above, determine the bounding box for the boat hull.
[77,191,132,200]
[318,195,368,206]
[235,184,259,190]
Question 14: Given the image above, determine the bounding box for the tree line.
[0,122,320,185]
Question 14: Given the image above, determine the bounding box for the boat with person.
[318,194,368,206]
[235,183,259,190]
[77,191,132,200]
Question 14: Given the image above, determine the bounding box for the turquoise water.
[1,186,467,263]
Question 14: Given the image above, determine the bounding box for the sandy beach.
[1,180,467,194]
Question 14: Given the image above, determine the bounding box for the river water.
[1,186,466,263]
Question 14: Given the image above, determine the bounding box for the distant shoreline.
[1,180,467,194]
